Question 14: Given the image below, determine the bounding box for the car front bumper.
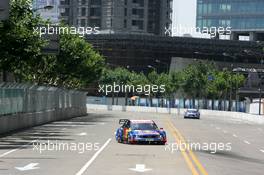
[184,114,200,118]
[130,136,167,144]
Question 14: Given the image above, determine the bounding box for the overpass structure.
[86,34,264,73]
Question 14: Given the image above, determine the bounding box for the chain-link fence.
[0,83,87,116]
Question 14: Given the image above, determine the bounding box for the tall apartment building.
[196,0,264,41]
[59,0,172,36]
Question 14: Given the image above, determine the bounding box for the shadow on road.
[0,113,114,150]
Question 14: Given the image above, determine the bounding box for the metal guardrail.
[0,83,86,116]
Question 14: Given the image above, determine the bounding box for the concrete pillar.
[230,32,239,40]
[249,32,257,41]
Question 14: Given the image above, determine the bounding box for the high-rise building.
[59,0,172,36]
[196,0,264,41]
[33,0,60,23]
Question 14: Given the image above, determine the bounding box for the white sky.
[172,0,210,38]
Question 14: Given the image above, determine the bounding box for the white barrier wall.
[87,104,264,124]
[0,107,87,134]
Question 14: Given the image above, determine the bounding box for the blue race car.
[115,119,167,145]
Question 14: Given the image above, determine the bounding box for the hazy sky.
[172,0,210,38]
[173,0,196,29]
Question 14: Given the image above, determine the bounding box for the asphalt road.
[0,110,264,175]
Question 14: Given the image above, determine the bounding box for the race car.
[184,109,200,119]
[115,119,167,145]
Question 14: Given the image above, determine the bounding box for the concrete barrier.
[0,83,88,135]
[0,107,87,135]
[87,104,264,124]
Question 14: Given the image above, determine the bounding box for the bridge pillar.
[230,32,239,40]
[249,32,257,41]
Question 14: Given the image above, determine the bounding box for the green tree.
[54,30,104,88]
[0,0,46,81]
[112,67,131,105]
[180,62,215,107]
[99,67,131,104]
[156,73,173,107]
[0,0,105,88]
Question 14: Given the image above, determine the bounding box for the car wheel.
[127,137,134,144]
[159,141,166,145]
[117,135,122,143]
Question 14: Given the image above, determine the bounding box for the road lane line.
[216,127,220,130]
[75,138,112,175]
[168,120,209,175]
[0,140,37,158]
[260,149,264,153]
[0,149,19,158]
[233,134,237,138]
[223,130,227,134]
[244,140,250,144]
[166,122,199,175]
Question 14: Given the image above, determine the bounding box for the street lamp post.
[259,74,264,115]
[259,88,262,115]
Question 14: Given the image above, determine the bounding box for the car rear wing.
[119,119,129,125]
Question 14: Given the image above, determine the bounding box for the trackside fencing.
[0,83,87,134]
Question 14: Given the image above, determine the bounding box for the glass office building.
[196,0,264,40]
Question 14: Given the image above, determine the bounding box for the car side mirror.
[160,128,163,130]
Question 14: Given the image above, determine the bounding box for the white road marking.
[244,140,250,144]
[77,132,87,136]
[15,163,40,171]
[0,149,19,158]
[129,164,152,172]
[44,124,81,127]
[53,122,88,125]
[75,138,112,175]
[216,127,221,130]
[223,130,227,134]
[233,134,238,138]
[0,140,37,158]
[260,149,264,153]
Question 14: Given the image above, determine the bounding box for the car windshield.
[131,123,158,130]
[187,109,198,112]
